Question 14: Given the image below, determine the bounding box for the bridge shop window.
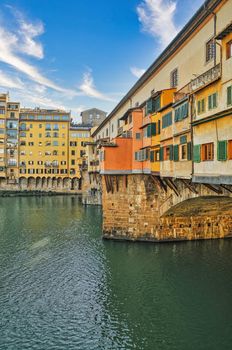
[201,142,214,161]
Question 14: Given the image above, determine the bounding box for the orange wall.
[101,138,132,172]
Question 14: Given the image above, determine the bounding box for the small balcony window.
[206,39,215,62]
[170,68,178,88]
[226,40,232,60]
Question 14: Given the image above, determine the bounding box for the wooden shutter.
[169,145,173,160]
[217,140,227,161]
[213,93,217,108]
[193,145,201,163]
[227,86,232,106]
[173,144,179,161]
[208,95,212,110]
[146,99,153,115]
[150,151,155,162]
[151,123,156,136]
[197,101,201,114]
[187,142,192,160]
[147,124,151,137]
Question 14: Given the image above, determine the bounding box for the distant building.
[81,108,107,127]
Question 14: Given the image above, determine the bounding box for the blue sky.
[0,0,204,122]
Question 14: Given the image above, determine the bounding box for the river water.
[0,196,231,350]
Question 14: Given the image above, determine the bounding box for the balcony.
[117,126,124,135]
[189,64,221,93]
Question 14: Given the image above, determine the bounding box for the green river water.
[0,196,231,350]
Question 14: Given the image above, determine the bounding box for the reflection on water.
[0,196,232,350]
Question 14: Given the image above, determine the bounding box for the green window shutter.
[197,101,201,114]
[150,151,154,162]
[160,147,164,161]
[202,99,205,112]
[151,123,156,136]
[158,120,161,134]
[153,96,160,112]
[169,145,173,160]
[208,95,212,110]
[213,93,217,108]
[147,124,151,137]
[135,152,138,161]
[193,145,201,163]
[187,142,192,160]
[227,86,232,106]
[217,140,227,161]
[146,99,153,115]
[173,144,179,162]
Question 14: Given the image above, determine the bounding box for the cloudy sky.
[0,0,204,122]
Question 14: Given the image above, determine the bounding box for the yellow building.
[69,124,91,180]
[150,89,176,174]
[192,22,232,184]
[19,109,70,180]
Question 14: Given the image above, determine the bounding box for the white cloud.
[0,70,24,89]
[79,71,115,102]
[130,66,146,78]
[137,0,179,48]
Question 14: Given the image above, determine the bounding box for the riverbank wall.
[102,174,232,242]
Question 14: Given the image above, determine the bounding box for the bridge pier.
[102,174,232,242]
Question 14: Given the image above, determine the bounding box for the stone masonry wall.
[102,174,232,242]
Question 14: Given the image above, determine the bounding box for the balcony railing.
[189,64,221,93]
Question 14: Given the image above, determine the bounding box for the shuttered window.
[162,112,172,129]
[145,99,153,115]
[208,93,218,110]
[145,96,161,116]
[217,140,227,161]
[151,123,156,136]
[197,99,205,114]
[174,102,188,122]
[158,120,161,134]
[173,144,179,162]
[201,143,214,161]
[187,142,192,160]
[227,86,232,106]
[180,135,187,144]
[150,151,155,162]
[193,145,201,163]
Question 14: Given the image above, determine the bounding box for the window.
[136,133,141,140]
[145,96,161,115]
[197,99,205,114]
[208,93,218,110]
[170,68,178,88]
[227,86,232,106]
[128,114,132,124]
[30,133,33,138]
[70,141,77,146]
[45,123,51,130]
[28,142,34,146]
[39,134,42,138]
[53,150,58,156]
[53,141,59,146]
[10,112,15,118]
[150,151,154,162]
[164,145,173,161]
[46,132,51,138]
[39,142,42,146]
[71,150,75,156]
[28,161,34,165]
[53,124,59,130]
[201,143,214,161]
[226,40,232,60]
[106,128,109,137]
[111,123,114,132]
[155,150,160,161]
[175,102,188,122]
[61,161,66,165]
[37,161,43,165]
[162,112,172,129]
[71,160,75,165]
[39,124,42,128]
[53,132,59,138]
[180,144,187,160]
[30,124,33,128]
[206,39,215,62]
